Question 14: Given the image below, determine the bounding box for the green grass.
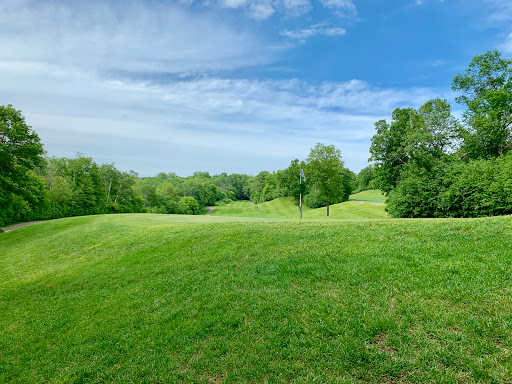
[2,213,512,383]
[350,189,387,203]
[212,190,388,220]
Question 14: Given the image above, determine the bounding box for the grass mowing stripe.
[1,214,512,382]
[211,190,389,220]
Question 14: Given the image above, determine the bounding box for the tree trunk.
[326,201,329,216]
[106,180,112,203]
[114,179,124,203]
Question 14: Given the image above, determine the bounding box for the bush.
[178,196,200,215]
[387,153,512,218]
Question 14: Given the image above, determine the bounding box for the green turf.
[2,213,512,383]
[350,189,387,203]
[211,190,389,220]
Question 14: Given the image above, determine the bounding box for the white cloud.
[281,24,346,41]
[1,55,440,174]
[249,2,276,19]
[503,32,512,53]
[220,0,249,7]
[0,0,272,74]
[320,0,354,9]
[0,0,441,175]
[320,0,356,17]
[203,0,312,19]
[484,0,512,22]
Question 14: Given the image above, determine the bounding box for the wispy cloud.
[187,0,358,20]
[320,0,356,17]
[197,0,313,19]
[484,0,512,22]
[0,0,274,74]
[503,32,512,53]
[0,0,445,175]
[281,23,346,41]
[2,55,441,174]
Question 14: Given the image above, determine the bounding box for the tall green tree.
[0,105,46,225]
[369,109,417,193]
[306,143,346,216]
[452,50,512,159]
[356,164,376,192]
[370,99,460,194]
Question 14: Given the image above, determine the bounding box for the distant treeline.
[1,105,369,226]
[4,50,509,225]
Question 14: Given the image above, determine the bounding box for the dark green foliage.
[452,50,512,159]
[370,100,460,194]
[0,105,46,226]
[303,186,324,208]
[178,196,201,214]
[226,173,250,200]
[385,161,450,218]
[43,155,141,218]
[305,143,349,215]
[132,171,251,214]
[356,164,376,192]
[276,159,303,200]
[386,153,512,218]
[371,50,512,219]
[182,178,223,207]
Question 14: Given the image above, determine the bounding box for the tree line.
[4,50,508,225]
[1,106,360,226]
[369,50,512,217]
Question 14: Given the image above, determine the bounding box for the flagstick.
[299,174,302,221]
[300,192,302,220]
[299,167,305,222]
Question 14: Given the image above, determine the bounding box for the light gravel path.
[205,206,215,215]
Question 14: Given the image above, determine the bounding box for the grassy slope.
[350,189,387,203]
[211,189,388,220]
[2,213,512,383]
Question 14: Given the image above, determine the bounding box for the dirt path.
[1,221,46,233]
[205,206,215,216]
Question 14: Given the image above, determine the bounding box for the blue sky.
[1,0,511,176]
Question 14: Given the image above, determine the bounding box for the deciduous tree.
[306,143,346,216]
[0,105,46,225]
[452,50,512,159]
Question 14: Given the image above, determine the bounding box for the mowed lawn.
[211,189,389,220]
[2,213,512,383]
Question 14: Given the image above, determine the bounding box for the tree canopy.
[306,143,348,216]
[0,105,46,225]
[452,50,512,159]
[370,50,512,218]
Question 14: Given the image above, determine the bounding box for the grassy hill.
[2,213,512,383]
[211,189,388,220]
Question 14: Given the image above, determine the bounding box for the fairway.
[2,213,512,383]
[211,190,389,220]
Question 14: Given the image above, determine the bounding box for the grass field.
[2,212,512,383]
[211,189,388,220]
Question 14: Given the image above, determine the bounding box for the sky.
[1,0,511,176]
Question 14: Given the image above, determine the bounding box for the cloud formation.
[320,0,356,17]
[485,0,512,22]
[0,0,271,74]
[187,0,356,20]
[2,55,439,175]
[281,24,346,41]
[0,0,448,176]
[503,32,512,53]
